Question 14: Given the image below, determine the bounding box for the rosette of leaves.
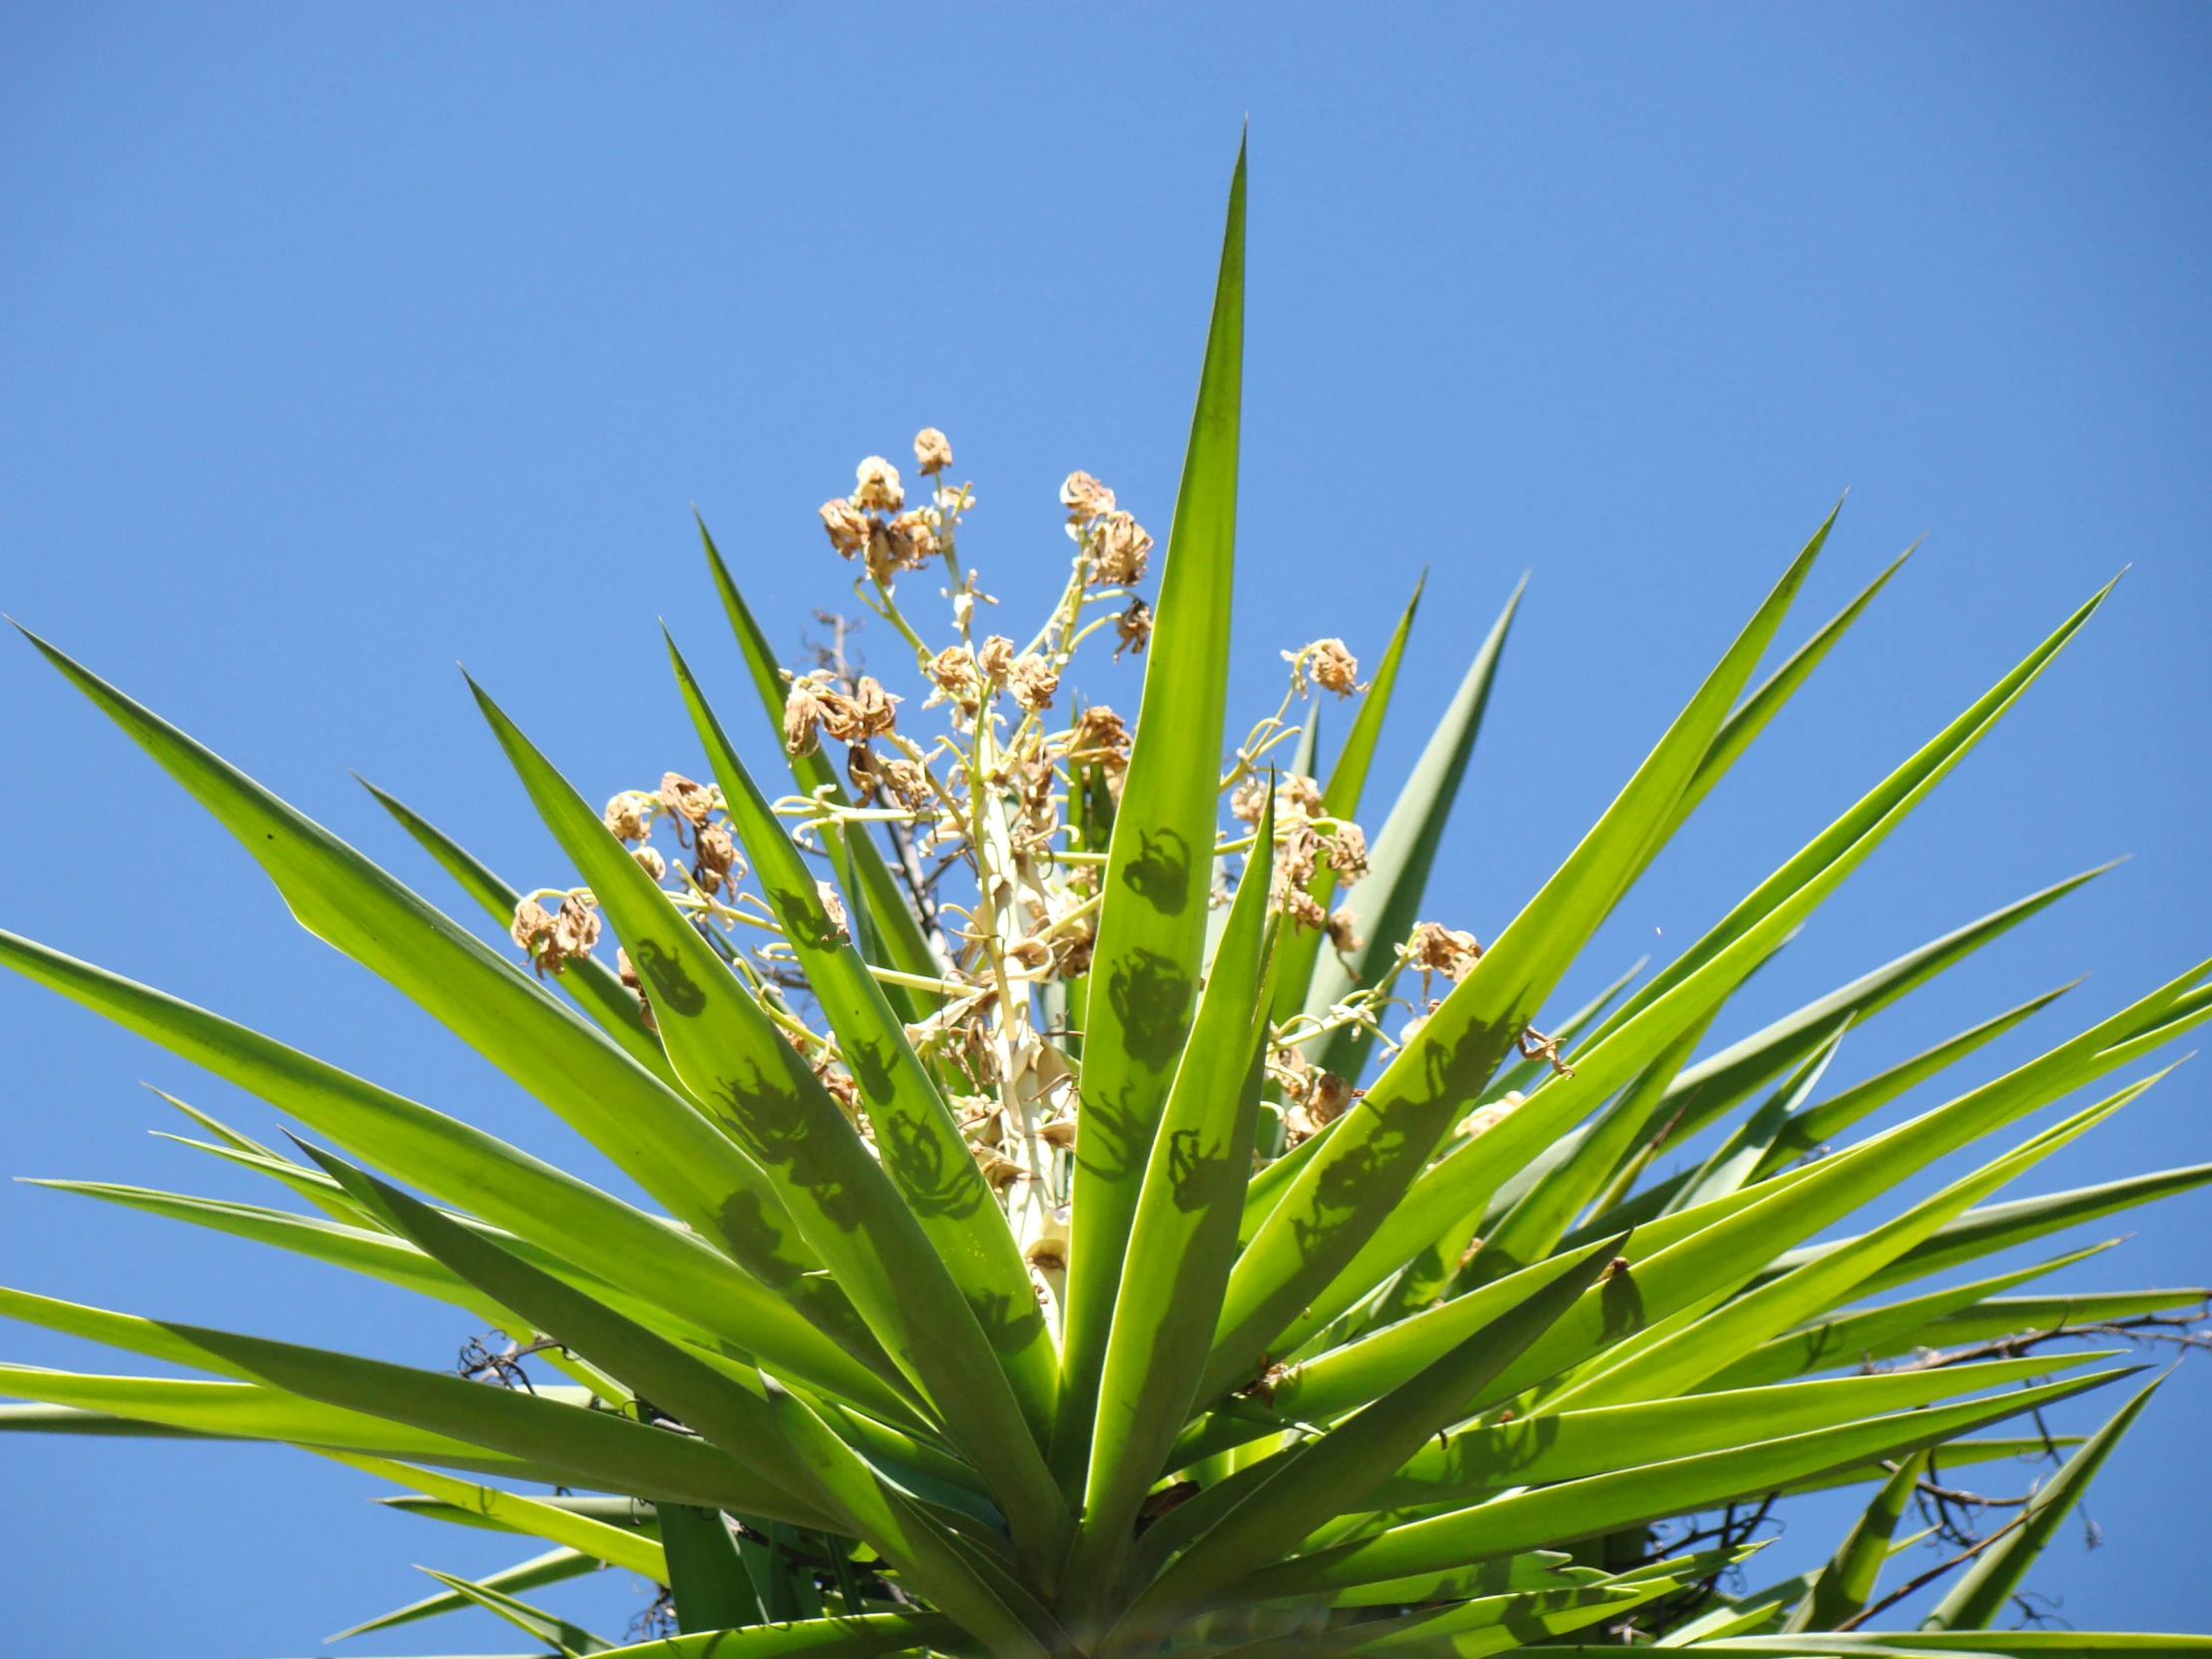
[2,140,2208,1659]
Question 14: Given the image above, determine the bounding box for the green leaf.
[1579,581,2116,1064]
[660,1502,766,1634]
[315,1448,668,1580]
[11,626,808,1279]
[1119,1237,1622,1641]
[1786,1448,1928,1631]
[1747,982,2079,1182]
[1372,1355,2099,1510]
[358,775,678,1083]
[1304,577,1520,1085]
[300,1146,835,1520]
[468,680,1070,1581]
[0,927,910,1421]
[593,1612,964,1659]
[165,1321,843,1526]
[416,1566,614,1655]
[1924,1374,2165,1631]
[0,1365,561,1481]
[1203,524,1832,1405]
[1058,134,1247,1499]
[328,1545,599,1640]
[1693,1243,2123,1391]
[665,633,1057,1446]
[1072,785,1279,1599]
[1269,573,1424,1028]
[1831,1162,2212,1301]
[1548,1074,2158,1410]
[761,1375,1055,1658]
[698,511,944,1013]
[1227,1369,2127,1600]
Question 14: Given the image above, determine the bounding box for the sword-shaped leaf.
[1785,1449,1928,1631]
[1058,136,1247,1499]
[0,927,907,1419]
[1925,1374,2165,1631]
[467,680,1070,1581]
[13,626,809,1280]
[1201,526,1831,1405]
[1304,578,1520,1086]
[415,1566,614,1655]
[1228,1369,2127,1600]
[327,1544,598,1640]
[593,1612,964,1659]
[1070,784,1279,1606]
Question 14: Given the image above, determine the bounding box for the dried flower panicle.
[523,443,1497,1269]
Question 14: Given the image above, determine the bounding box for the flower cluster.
[506,426,1518,1304]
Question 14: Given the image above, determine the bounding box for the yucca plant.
[4,140,2209,1659]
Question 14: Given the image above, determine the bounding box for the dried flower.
[1231,771,1324,826]
[1024,1235,1069,1273]
[1406,920,1483,982]
[1278,822,1322,889]
[913,427,953,475]
[1274,883,1328,931]
[975,634,1015,683]
[820,498,869,557]
[1060,470,1116,523]
[882,509,939,570]
[1066,706,1131,769]
[1009,654,1060,712]
[509,897,553,960]
[817,879,849,943]
[602,792,650,842]
[1310,638,1364,697]
[694,822,741,893]
[849,676,898,737]
[659,773,716,827]
[1326,908,1364,954]
[846,742,880,806]
[1115,597,1152,659]
[927,644,981,712]
[879,756,933,810]
[784,679,830,756]
[1326,822,1370,885]
[853,455,904,512]
[1093,511,1153,586]
[633,845,668,881]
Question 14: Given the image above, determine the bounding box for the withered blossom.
[633,844,668,881]
[1407,920,1483,982]
[849,676,899,737]
[1066,705,1131,769]
[1092,511,1153,587]
[1326,908,1364,954]
[659,773,716,827]
[927,644,981,711]
[975,634,1015,683]
[603,792,651,842]
[694,823,741,894]
[512,892,601,978]
[1060,470,1116,523]
[820,498,869,557]
[784,680,830,756]
[617,946,657,1031]
[1310,638,1365,697]
[883,509,939,569]
[816,879,850,943]
[1009,654,1060,712]
[1115,597,1152,658]
[1456,1092,1523,1141]
[878,755,932,810]
[1326,821,1370,885]
[913,427,953,475]
[846,741,880,806]
[853,455,904,512]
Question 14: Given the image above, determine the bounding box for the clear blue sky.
[2,4,2207,1651]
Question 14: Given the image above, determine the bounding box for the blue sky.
[2,3,2207,1650]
